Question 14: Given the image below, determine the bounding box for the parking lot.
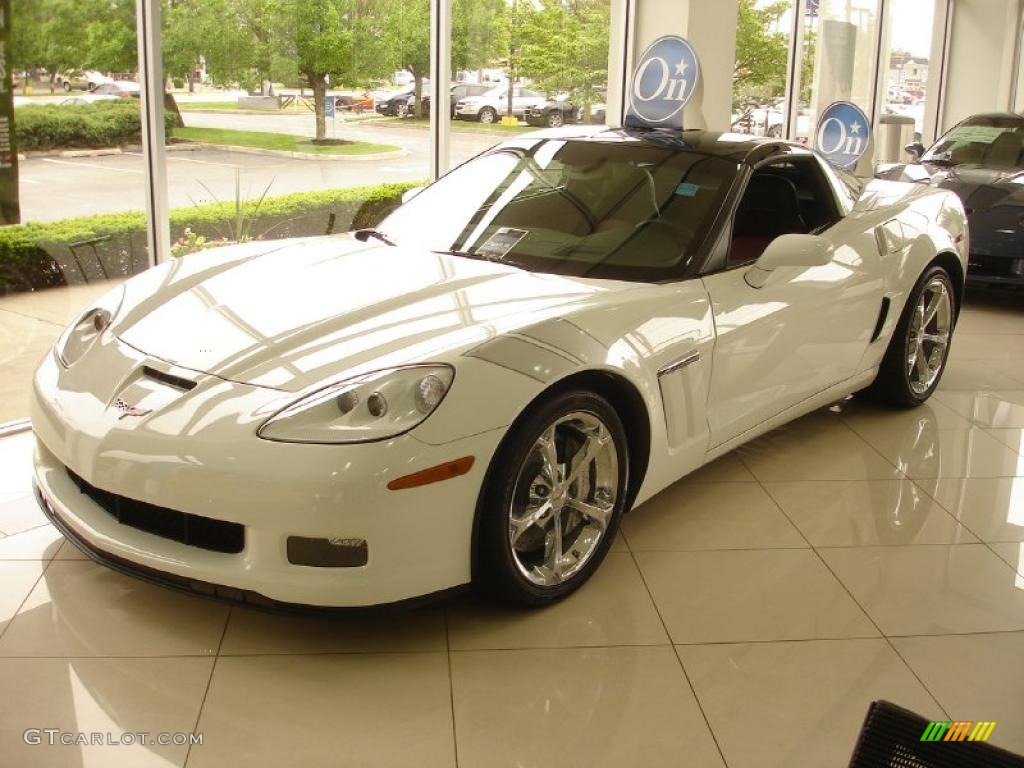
[18,114,505,222]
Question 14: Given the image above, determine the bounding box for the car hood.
[875,161,1024,213]
[115,235,622,392]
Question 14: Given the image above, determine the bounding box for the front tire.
[546,110,565,128]
[863,264,955,406]
[477,391,629,607]
[478,106,497,124]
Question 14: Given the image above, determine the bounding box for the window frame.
[698,148,846,277]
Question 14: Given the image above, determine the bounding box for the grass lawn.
[177,101,242,111]
[370,116,535,133]
[171,126,399,155]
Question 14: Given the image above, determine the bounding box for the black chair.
[848,700,1024,768]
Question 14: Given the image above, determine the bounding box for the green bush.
[15,101,178,152]
[0,181,422,294]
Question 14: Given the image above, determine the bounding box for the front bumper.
[31,341,503,608]
[967,253,1024,287]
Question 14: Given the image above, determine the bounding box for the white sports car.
[31,126,968,609]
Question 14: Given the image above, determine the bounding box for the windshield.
[378,137,738,281]
[923,116,1024,168]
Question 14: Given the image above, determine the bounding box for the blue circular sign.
[815,101,871,170]
[627,36,700,126]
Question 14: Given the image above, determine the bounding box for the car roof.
[509,125,799,166]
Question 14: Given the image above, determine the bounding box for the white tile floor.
[1,290,1023,767]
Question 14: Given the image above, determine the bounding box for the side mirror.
[904,142,926,161]
[745,234,834,289]
[401,186,425,204]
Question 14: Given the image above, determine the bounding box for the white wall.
[624,0,739,130]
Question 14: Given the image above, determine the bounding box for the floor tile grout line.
[0,557,53,643]
[905,476,997,547]
[0,304,67,328]
[833,411,913,479]
[3,628,1023,661]
[443,607,460,768]
[623,545,730,768]
[183,607,232,768]
[752,465,954,721]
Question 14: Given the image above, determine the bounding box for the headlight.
[257,364,455,444]
[55,285,125,367]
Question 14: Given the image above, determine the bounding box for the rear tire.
[862,264,955,406]
[477,391,629,607]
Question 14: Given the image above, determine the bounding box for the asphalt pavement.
[18,113,504,222]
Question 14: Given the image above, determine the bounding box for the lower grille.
[66,468,244,554]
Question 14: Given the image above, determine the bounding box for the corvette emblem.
[112,398,152,420]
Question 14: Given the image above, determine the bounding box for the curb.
[18,146,141,160]
[168,142,407,161]
[19,143,406,162]
[360,117,534,138]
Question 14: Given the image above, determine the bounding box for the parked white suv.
[454,85,547,123]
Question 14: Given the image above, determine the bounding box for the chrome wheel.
[906,277,952,395]
[508,411,619,587]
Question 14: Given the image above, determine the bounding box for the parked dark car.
[876,112,1024,287]
[375,89,414,117]
[399,83,494,119]
[525,97,580,128]
[92,81,140,99]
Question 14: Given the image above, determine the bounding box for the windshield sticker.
[674,183,700,197]
[948,126,1010,144]
[477,228,529,259]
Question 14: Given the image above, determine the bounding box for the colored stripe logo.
[920,721,997,742]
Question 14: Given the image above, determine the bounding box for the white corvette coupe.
[31,127,967,609]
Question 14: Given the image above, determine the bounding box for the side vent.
[870,297,891,343]
[142,366,198,391]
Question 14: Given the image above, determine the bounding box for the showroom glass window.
[449,0,611,167]
[158,0,430,278]
[730,0,796,139]
[795,0,880,144]
[877,0,938,154]
[2,0,150,424]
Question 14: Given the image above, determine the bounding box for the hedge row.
[15,101,178,152]
[0,182,421,294]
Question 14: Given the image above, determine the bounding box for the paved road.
[17,115,503,222]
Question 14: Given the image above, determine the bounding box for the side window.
[727,156,842,269]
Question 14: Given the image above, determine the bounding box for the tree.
[275,0,358,140]
[163,0,205,91]
[732,0,789,106]
[380,0,430,118]
[517,0,609,122]
[452,0,507,78]
[11,0,132,92]
[81,0,138,73]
